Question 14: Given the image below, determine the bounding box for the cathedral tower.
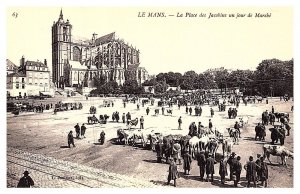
[52,9,72,88]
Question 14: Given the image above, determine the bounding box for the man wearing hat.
[197,150,206,181]
[255,154,262,182]
[167,158,179,187]
[206,153,215,182]
[183,150,192,175]
[244,156,257,187]
[227,152,237,181]
[17,171,34,188]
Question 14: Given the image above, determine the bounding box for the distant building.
[7,72,27,98]
[6,59,18,75]
[51,9,148,89]
[6,56,51,98]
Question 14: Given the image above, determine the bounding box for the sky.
[6,7,293,75]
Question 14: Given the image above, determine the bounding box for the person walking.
[17,171,34,188]
[167,158,179,187]
[206,153,215,182]
[271,106,275,114]
[178,116,182,130]
[140,116,144,129]
[74,123,80,139]
[232,156,242,187]
[81,124,86,138]
[219,155,228,184]
[146,107,150,115]
[197,150,206,181]
[68,131,75,148]
[244,156,257,188]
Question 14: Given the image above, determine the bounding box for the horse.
[87,115,99,124]
[188,136,201,158]
[227,128,239,144]
[222,138,234,157]
[263,144,293,166]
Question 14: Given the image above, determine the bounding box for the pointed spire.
[59,8,63,20]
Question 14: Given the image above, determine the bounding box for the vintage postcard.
[4,2,295,190]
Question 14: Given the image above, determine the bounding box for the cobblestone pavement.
[7,147,157,188]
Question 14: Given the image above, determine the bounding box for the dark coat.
[197,153,206,167]
[81,125,86,135]
[219,159,228,176]
[183,153,192,171]
[260,161,268,181]
[168,161,179,180]
[245,161,257,181]
[206,156,215,174]
[17,176,34,188]
[68,132,74,143]
[74,124,80,133]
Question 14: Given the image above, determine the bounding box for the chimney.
[20,55,25,66]
[44,59,47,66]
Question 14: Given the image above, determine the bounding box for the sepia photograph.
[3,0,297,190]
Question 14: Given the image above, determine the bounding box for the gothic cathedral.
[52,9,146,89]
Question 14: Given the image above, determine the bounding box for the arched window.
[73,47,81,61]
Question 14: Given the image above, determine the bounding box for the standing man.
[167,158,179,187]
[260,156,269,187]
[74,123,80,139]
[99,130,105,145]
[227,152,237,181]
[146,107,150,115]
[155,140,163,163]
[186,106,188,114]
[17,171,34,188]
[234,121,241,138]
[197,150,206,181]
[183,150,192,175]
[271,106,275,114]
[140,116,144,129]
[189,107,192,115]
[198,122,204,137]
[178,116,182,130]
[68,131,75,148]
[81,124,86,138]
[244,156,257,188]
[208,119,213,132]
[206,153,215,182]
[232,156,242,187]
[162,106,165,115]
[210,108,214,118]
[122,113,126,124]
[199,106,202,116]
[219,155,228,184]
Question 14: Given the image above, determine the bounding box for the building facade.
[6,56,51,97]
[52,10,147,88]
[7,72,27,98]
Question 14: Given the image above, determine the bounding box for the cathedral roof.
[69,60,87,70]
[6,59,18,71]
[95,32,115,46]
